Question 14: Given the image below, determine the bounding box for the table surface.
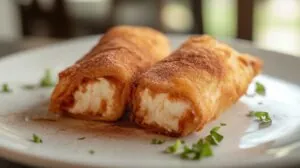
[0,38,299,168]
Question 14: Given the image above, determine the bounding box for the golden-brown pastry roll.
[49,26,170,121]
[131,35,263,136]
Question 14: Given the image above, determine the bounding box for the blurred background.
[1,0,300,56]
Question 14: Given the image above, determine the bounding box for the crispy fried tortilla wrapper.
[131,35,263,136]
[49,26,170,121]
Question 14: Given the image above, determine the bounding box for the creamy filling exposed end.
[139,88,191,132]
[69,78,116,117]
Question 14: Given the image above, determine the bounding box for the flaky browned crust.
[49,25,170,121]
[131,35,263,136]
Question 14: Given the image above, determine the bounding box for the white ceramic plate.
[1,35,300,168]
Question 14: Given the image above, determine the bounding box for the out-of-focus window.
[0,0,21,40]
[161,0,193,33]
[254,0,300,55]
[202,0,237,38]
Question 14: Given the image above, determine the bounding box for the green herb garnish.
[180,140,213,160]
[211,126,221,132]
[205,135,218,145]
[210,131,224,143]
[204,126,224,145]
[89,150,95,155]
[180,146,200,160]
[164,125,224,161]
[197,138,204,145]
[78,137,86,140]
[248,111,272,128]
[165,139,182,153]
[200,141,213,157]
[32,134,43,143]
[40,69,55,87]
[1,83,11,93]
[151,138,165,144]
[255,82,266,96]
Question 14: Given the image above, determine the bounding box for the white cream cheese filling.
[139,88,190,131]
[69,78,115,117]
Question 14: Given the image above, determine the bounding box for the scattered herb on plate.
[245,81,266,97]
[89,150,95,155]
[32,134,43,143]
[40,69,55,87]
[180,140,213,160]
[180,125,224,160]
[255,82,266,96]
[165,139,182,153]
[205,126,224,146]
[164,124,224,161]
[211,126,221,132]
[151,138,165,144]
[248,111,272,128]
[1,83,12,93]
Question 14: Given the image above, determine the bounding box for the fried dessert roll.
[49,26,170,121]
[131,35,263,136]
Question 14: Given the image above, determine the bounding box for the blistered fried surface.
[49,26,170,121]
[132,35,263,136]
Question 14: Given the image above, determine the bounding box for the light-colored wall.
[0,0,21,40]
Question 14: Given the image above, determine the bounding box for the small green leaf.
[180,145,198,160]
[180,141,213,160]
[1,83,11,93]
[180,145,194,159]
[89,150,95,155]
[210,131,224,143]
[205,126,224,145]
[32,134,43,143]
[192,143,201,152]
[165,139,182,153]
[248,111,272,128]
[192,152,201,160]
[40,69,55,87]
[197,138,204,145]
[151,138,165,144]
[255,82,266,96]
[220,123,226,126]
[200,141,213,157]
[180,151,197,160]
[205,135,217,145]
[253,112,271,121]
[211,126,221,132]
[183,145,192,153]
